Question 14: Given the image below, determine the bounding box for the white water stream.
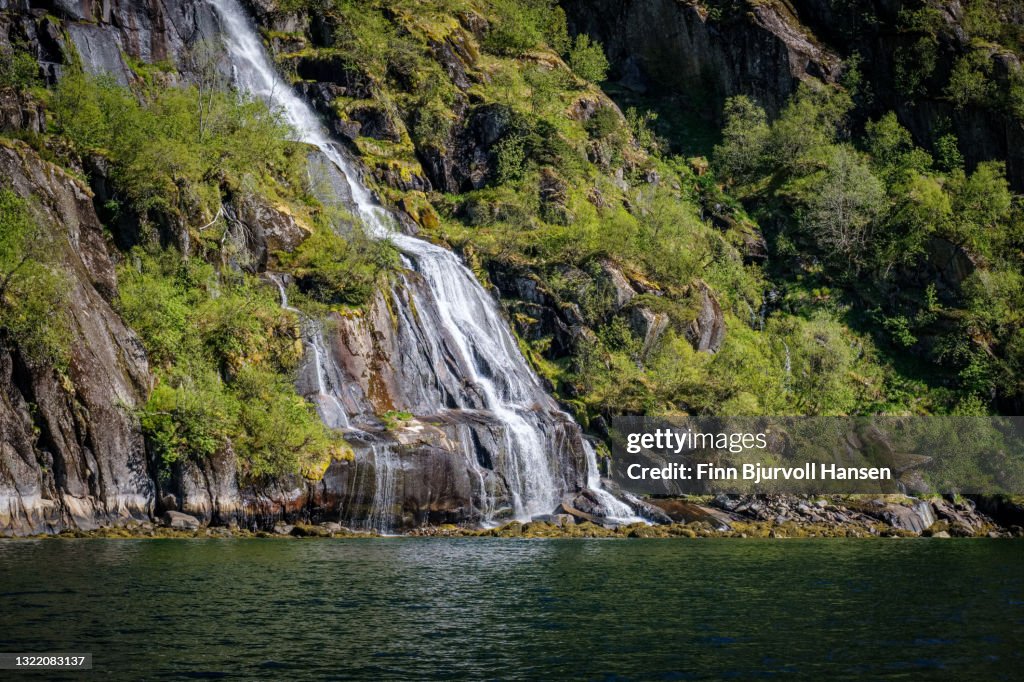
[212,0,635,523]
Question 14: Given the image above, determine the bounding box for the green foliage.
[933,133,964,172]
[768,85,851,172]
[568,34,608,84]
[482,0,569,56]
[0,189,71,369]
[796,145,885,272]
[894,6,944,96]
[712,74,1024,409]
[0,46,41,89]
[121,248,344,480]
[234,366,347,478]
[281,226,398,306]
[50,71,304,221]
[330,0,396,80]
[713,95,769,183]
[494,134,527,183]
[381,410,414,430]
[946,51,995,109]
[140,376,235,465]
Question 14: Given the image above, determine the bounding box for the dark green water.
[0,539,1021,680]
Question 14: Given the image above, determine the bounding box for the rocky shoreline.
[5,495,1021,540]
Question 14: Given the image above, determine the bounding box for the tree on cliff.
[0,189,70,368]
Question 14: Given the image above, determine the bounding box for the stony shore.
[4,495,1021,540]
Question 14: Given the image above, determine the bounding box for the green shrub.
[122,247,343,480]
[0,189,71,369]
[0,47,41,89]
[568,34,608,84]
[50,72,304,220]
[713,96,769,183]
[281,227,397,306]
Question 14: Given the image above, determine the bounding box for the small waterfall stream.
[211,0,634,526]
[271,275,349,429]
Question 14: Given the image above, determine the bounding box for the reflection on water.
[0,539,1021,680]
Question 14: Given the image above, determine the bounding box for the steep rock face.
[561,0,841,116]
[51,0,219,67]
[0,0,602,533]
[0,141,153,535]
[784,0,1024,189]
[324,273,591,521]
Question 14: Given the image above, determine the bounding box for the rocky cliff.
[562,0,1024,187]
[561,0,842,116]
[2,0,1022,536]
[0,140,152,535]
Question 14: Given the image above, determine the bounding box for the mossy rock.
[628,525,670,538]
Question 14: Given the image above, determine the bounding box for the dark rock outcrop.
[562,0,841,116]
[0,141,153,535]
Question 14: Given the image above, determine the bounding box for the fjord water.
[210,0,625,522]
[1,539,1020,680]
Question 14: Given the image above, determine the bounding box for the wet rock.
[629,307,669,357]
[162,511,201,530]
[273,522,295,536]
[645,499,732,531]
[870,501,936,535]
[684,282,726,353]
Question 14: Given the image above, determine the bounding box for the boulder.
[161,511,201,530]
[875,501,936,534]
[645,499,732,531]
[599,261,638,309]
[273,522,295,536]
[556,501,604,525]
[629,307,669,356]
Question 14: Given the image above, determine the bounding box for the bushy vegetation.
[49,70,307,231]
[0,44,41,90]
[714,83,1024,410]
[280,226,398,307]
[27,67,382,479]
[270,0,946,419]
[121,248,348,480]
[266,0,1024,421]
[0,189,71,370]
[8,0,1024,490]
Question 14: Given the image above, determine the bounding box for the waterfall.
[365,444,399,534]
[270,274,349,429]
[210,0,632,524]
[584,443,641,522]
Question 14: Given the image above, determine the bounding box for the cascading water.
[364,444,399,534]
[210,0,634,524]
[583,443,637,522]
[271,275,349,429]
